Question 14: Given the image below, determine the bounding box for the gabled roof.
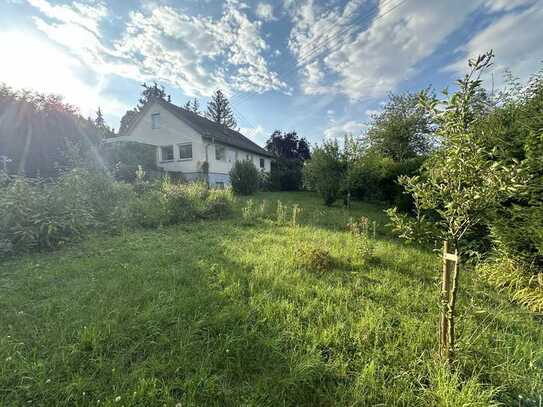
[124,98,274,158]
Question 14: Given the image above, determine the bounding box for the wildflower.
[115,396,121,402]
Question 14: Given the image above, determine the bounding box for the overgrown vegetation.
[0,170,234,256]
[1,192,541,406]
[265,130,311,191]
[229,159,260,195]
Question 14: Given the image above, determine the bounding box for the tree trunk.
[440,240,451,361]
[440,240,459,364]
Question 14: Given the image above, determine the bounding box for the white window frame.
[259,158,265,169]
[160,145,174,161]
[177,142,192,161]
[151,112,160,129]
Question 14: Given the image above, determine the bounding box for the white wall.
[128,102,206,174]
[118,101,272,178]
[209,143,271,175]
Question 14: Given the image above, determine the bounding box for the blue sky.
[1,0,542,146]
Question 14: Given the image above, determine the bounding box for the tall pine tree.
[205,90,237,129]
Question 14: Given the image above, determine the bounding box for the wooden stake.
[440,240,460,364]
[440,241,451,360]
[447,246,460,363]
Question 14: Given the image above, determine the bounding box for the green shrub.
[303,141,345,206]
[0,175,93,253]
[355,235,375,266]
[0,171,235,255]
[229,160,259,195]
[57,168,135,231]
[129,189,167,228]
[477,257,543,312]
[202,188,235,219]
[347,216,376,265]
[241,199,268,225]
[160,178,202,223]
[291,241,333,273]
[131,179,235,227]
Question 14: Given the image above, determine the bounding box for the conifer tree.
[205,89,237,129]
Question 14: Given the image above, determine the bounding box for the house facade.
[106,99,274,187]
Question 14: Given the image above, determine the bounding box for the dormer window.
[151,113,160,129]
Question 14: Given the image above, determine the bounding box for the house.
[105,98,274,187]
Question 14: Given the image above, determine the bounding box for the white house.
[105,98,274,187]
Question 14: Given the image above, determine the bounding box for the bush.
[478,257,543,312]
[0,171,235,255]
[0,174,93,253]
[202,188,235,219]
[129,189,167,228]
[303,141,345,206]
[291,241,333,273]
[229,160,259,195]
[131,178,235,228]
[347,152,423,209]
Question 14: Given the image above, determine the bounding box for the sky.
[1,0,542,147]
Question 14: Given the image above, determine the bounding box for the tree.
[265,130,310,191]
[184,98,201,114]
[366,91,434,161]
[386,52,523,363]
[119,110,138,134]
[94,107,113,139]
[138,82,170,108]
[205,90,237,129]
[191,98,200,114]
[476,69,543,269]
[0,84,103,177]
[303,140,345,206]
[229,159,259,195]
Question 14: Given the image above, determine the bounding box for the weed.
[291,241,334,273]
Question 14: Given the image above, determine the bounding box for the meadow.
[1,192,541,406]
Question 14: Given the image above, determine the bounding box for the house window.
[215,144,226,161]
[215,181,225,189]
[260,158,265,169]
[161,145,174,161]
[246,154,251,160]
[178,143,192,160]
[151,113,160,129]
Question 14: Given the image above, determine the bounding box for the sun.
[0,31,101,114]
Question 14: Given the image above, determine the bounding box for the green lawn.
[1,192,541,406]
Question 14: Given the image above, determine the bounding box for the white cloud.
[447,2,543,88]
[239,125,268,145]
[256,3,275,21]
[27,0,286,99]
[365,109,380,117]
[288,0,540,99]
[324,119,366,140]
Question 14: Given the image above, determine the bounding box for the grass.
[1,191,542,406]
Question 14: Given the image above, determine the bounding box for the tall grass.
[0,170,235,256]
[0,192,541,405]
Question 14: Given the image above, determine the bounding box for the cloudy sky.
[1,0,542,145]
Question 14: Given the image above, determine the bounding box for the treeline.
[0,84,104,177]
[305,54,542,283]
[304,91,432,209]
